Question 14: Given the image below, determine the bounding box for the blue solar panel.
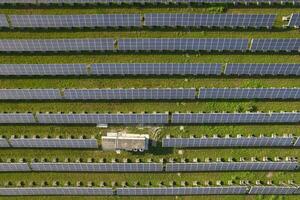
[144,14,275,28]
[0,15,9,28]
[249,186,297,195]
[118,38,249,51]
[0,89,62,100]
[91,63,222,75]
[250,38,300,52]
[287,13,300,28]
[0,113,36,124]
[225,63,300,76]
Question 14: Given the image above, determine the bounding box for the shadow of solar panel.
[9,138,98,148]
[0,15,9,28]
[171,112,300,124]
[0,138,10,148]
[0,64,88,76]
[36,113,169,124]
[250,38,300,52]
[225,63,300,76]
[0,187,114,196]
[0,163,30,171]
[91,63,222,75]
[30,163,163,172]
[118,38,249,51]
[288,13,300,28]
[0,113,36,124]
[63,88,196,100]
[0,89,62,100]
[0,39,114,52]
[144,14,275,28]
[10,14,141,28]
[162,137,294,148]
[165,162,298,172]
[198,88,300,99]
[116,186,249,195]
[249,186,297,195]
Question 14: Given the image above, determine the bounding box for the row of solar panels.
[1,185,300,196]
[0,38,299,52]
[0,112,300,124]
[0,88,299,100]
[0,0,299,5]
[0,14,282,28]
[163,136,300,148]
[0,138,98,148]
[0,161,298,172]
[0,63,299,76]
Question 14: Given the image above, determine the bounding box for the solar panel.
[30,163,163,172]
[249,186,297,194]
[116,186,249,195]
[0,64,88,76]
[294,137,300,146]
[0,113,36,124]
[91,63,222,76]
[9,138,98,148]
[144,14,275,28]
[162,136,294,148]
[198,88,300,99]
[250,38,300,52]
[63,88,196,100]
[0,0,36,4]
[118,38,249,51]
[165,162,298,172]
[36,113,169,124]
[287,13,300,28]
[0,138,10,148]
[0,187,114,196]
[0,15,9,28]
[0,163,31,171]
[0,39,114,52]
[10,14,141,28]
[171,112,300,124]
[0,89,62,100]
[225,63,300,76]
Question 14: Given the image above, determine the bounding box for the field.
[0,2,299,200]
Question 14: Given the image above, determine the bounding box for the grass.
[0,6,299,200]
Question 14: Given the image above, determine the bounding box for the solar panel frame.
[118,38,249,51]
[0,113,36,124]
[0,38,114,52]
[224,63,300,76]
[91,63,222,76]
[9,138,98,149]
[0,89,62,100]
[0,163,31,172]
[249,186,297,194]
[10,14,141,28]
[0,138,10,148]
[287,13,300,28]
[0,64,88,76]
[63,88,196,100]
[30,163,164,172]
[250,38,300,52]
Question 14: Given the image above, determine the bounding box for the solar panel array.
[171,112,300,124]
[294,137,300,146]
[0,89,62,100]
[64,88,196,100]
[10,14,141,28]
[91,63,222,75]
[0,187,114,196]
[0,138,10,148]
[9,138,98,148]
[250,39,300,52]
[162,136,294,148]
[0,113,36,124]
[165,162,298,172]
[0,39,114,52]
[30,163,163,172]
[0,163,30,172]
[249,186,297,195]
[36,113,169,124]
[144,14,275,28]
[116,186,249,195]
[118,38,249,51]
[0,15,9,28]
[0,0,37,3]
[287,13,300,28]
[198,88,300,99]
[225,63,300,76]
[0,64,88,76]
